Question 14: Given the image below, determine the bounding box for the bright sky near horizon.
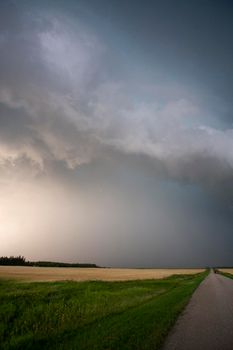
[1,0,233,267]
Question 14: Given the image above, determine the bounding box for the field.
[218,268,233,275]
[218,269,233,280]
[0,269,207,350]
[0,266,204,282]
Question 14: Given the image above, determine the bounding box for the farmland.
[218,268,233,280]
[0,269,207,350]
[0,266,204,282]
[218,268,233,275]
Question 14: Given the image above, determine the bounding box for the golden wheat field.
[218,268,233,275]
[0,266,204,282]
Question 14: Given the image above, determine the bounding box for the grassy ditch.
[216,269,233,280]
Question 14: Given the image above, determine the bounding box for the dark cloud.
[0,0,233,266]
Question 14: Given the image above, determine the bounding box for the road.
[163,270,233,350]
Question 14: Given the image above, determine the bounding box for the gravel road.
[163,270,233,350]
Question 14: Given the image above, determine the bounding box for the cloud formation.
[1,1,233,266]
[1,5,233,189]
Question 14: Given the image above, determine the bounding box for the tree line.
[0,255,27,266]
[0,256,98,268]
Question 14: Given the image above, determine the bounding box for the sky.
[0,0,233,267]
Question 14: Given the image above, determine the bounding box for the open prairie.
[0,271,207,349]
[0,266,204,282]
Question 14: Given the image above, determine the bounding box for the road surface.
[163,270,233,350]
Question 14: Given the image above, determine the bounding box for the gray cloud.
[0,5,233,186]
[1,1,233,266]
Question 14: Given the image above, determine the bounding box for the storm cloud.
[1,0,233,267]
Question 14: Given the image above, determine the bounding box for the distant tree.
[0,255,27,266]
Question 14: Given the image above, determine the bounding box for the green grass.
[0,271,207,350]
